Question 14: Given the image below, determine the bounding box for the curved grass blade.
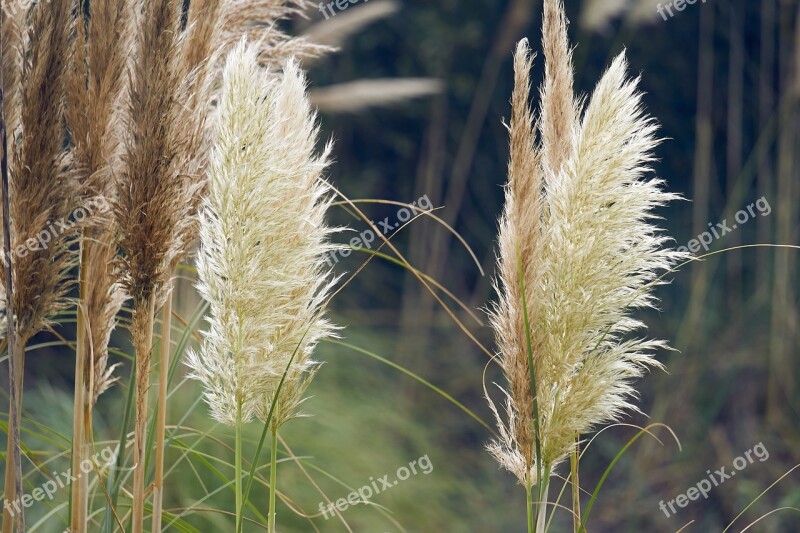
[332,198,485,276]
[327,339,496,436]
[578,424,679,532]
[722,464,800,533]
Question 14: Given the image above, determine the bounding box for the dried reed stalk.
[65,0,131,529]
[0,3,22,532]
[487,2,686,530]
[0,26,21,533]
[113,2,195,531]
[186,41,337,532]
[2,1,77,531]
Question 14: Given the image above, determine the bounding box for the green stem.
[535,475,550,533]
[268,429,278,533]
[571,438,580,533]
[525,477,534,533]
[235,402,243,533]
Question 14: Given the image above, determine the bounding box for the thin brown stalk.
[725,2,744,308]
[152,294,172,533]
[768,2,800,418]
[131,295,155,533]
[679,1,715,347]
[3,1,77,530]
[756,0,775,300]
[424,0,537,340]
[66,2,131,528]
[71,244,89,533]
[1,26,23,533]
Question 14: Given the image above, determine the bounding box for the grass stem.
[152,294,173,533]
[536,476,550,533]
[571,436,580,532]
[235,401,243,533]
[71,239,89,533]
[1,78,23,533]
[526,477,534,533]
[269,428,278,533]
[132,296,156,533]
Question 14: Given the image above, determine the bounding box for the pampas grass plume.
[187,41,337,431]
[488,0,688,492]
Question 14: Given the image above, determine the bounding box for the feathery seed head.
[9,0,80,343]
[67,0,132,404]
[187,42,337,430]
[488,0,689,485]
[115,0,197,307]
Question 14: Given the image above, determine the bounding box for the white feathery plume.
[488,0,688,490]
[187,41,337,431]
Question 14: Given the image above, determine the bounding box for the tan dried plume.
[1,0,24,148]
[115,0,195,307]
[67,0,132,403]
[114,3,198,530]
[539,0,577,176]
[488,38,544,481]
[10,0,78,344]
[3,2,79,530]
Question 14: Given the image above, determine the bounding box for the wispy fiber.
[187,41,337,430]
[216,1,329,68]
[487,38,543,485]
[487,0,687,495]
[1,0,23,147]
[10,0,78,343]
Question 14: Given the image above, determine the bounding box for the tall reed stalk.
[0,42,22,533]
[66,2,131,529]
[487,2,686,530]
[152,296,172,531]
[1,1,77,531]
[186,41,338,533]
[113,2,195,529]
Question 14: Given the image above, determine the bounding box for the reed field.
[0,0,798,531]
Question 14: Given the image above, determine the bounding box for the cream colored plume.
[187,41,337,430]
[488,0,687,485]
